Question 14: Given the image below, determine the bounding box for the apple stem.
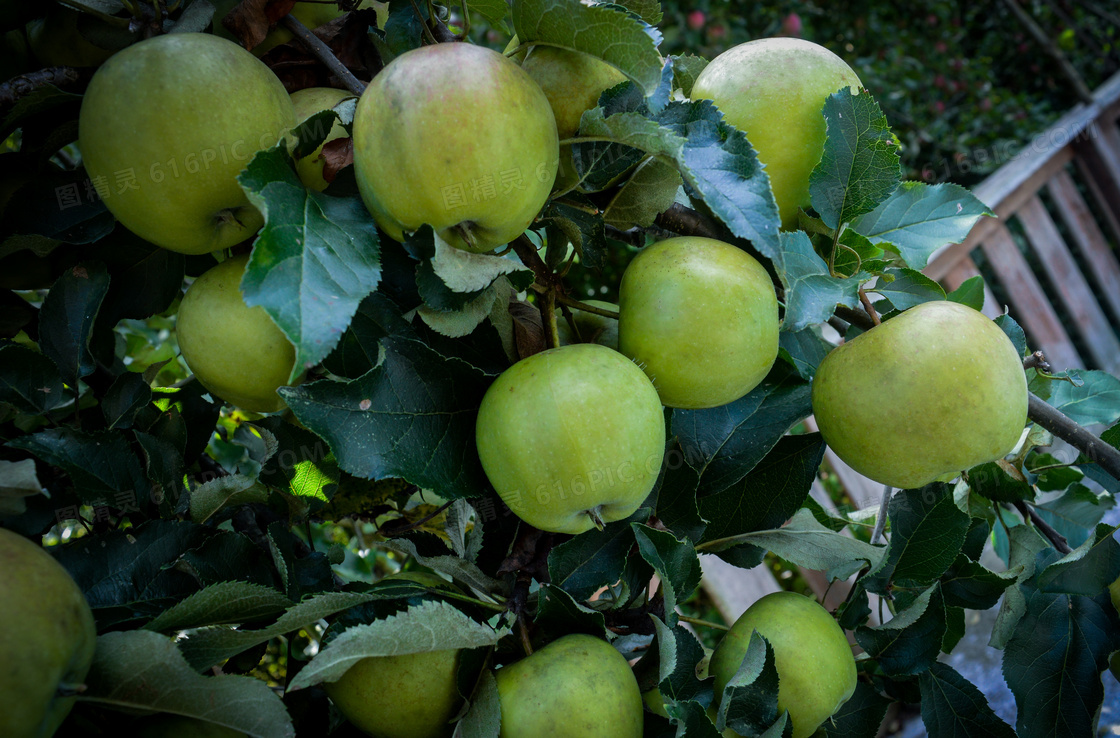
[857,287,881,326]
[454,221,480,251]
[556,295,619,320]
[586,507,606,531]
[215,208,245,230]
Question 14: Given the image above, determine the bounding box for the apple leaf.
[778,230,867,332]
[696,434,825,546]
[633,524,702,626]
[855,584,946,677]
[777,326,833,381]
[188,474,268,525]
[869,267,946,310]
[848,181,994,269]
[406,227,534,311]
[512,0,664,96]
[379,536,503,596]
[457,669,502,738]
[809,88,900,230]
[701,508,883,577]
[576,103,781,261]
[602,156,682,230]
[37,261,110,390]
[1002,563,1120,738]
[3,167,115,245]
[965,460,1035,503]
[672,366,813,495]
[178,590,385,670]
[167,0,215,33]
[918,661,1016,738]
[1036,523,1120,596]
[665,699,723,738]
[865,485,970,594]
[79,630,295,738]
[465,0,510,32]
[540,194,609,271]
[939,553,1017,610]
[143,581,293,633]
[716,630,782,736]
[993,313,1028,357]
[254,415,339,508]
[281,335,491,500]
[669,54,709,98]
[650,616,708,704]
[612,0,663,25]
[0,342,69,414]
[101,371,152,430]
[548,507,647,601]
[7,426,148,506]
[289,600,508,690]
[947,275,986,311]
[1032,484,1113,549]
[533,583,609,641]
[653,442,707,543]
[238,146,381,383]
[1046,369,1120,427]
[823,681,893,738]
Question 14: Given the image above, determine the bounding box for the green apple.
[134,715,246,737]
[0,527,97,738]
[556,300,619,349]
[352,43,559,253]
[618,236,779,409]
[811,300,1028,489]
[710,592,856,738]
[79,33,295,254]
[495,634,642,738]
[323,648,461,738]
[520,46,626,140]
[691,38,861,230]
[475,343,665,534]
[290,87,355,191]
[176,254,299,413]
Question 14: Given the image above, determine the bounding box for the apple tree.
[1,0,1119,737]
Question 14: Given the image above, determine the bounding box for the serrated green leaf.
[548,508,646,601]
[855,584,945,677]
[513,0,663,95]
[849,182,994,269]
[188,475,267,524]
[669,53,708,97]
[777,327,832,381]
[697,434,824,546]
[101,371,152,430]
[716,631,781,736]
[870,267,945,310]
[672,366,813,496]
[994,313,1028,358]
[466,0,510,31]
[602,156,681,230]
[0,342,68,414]
[457,668,502,738]
[700,508,883,576]
[539,195,608,271]
[282,336,491,499]
[238,146,381,382]
[650,616,707,704]
[823,680,892,738]
[289,600,508,689]
[37,261,110,389]
[1032,484,1113,550]
[7,427,148,505]
[1002,574,1120,738]
[533,582,608,640]
[939,553,1016,610]
[380,536,502,596]
[809,89,900,229]
[178,591,383,670]
[965,461,1034,503]
[919,661,1015,738]
[865,485,969,593]
[779,230,866,332]
[633,524,701,627]
[80,631,294,738]
[1036,523,1120,596]
[1046,370,1120,427]
[144,581,293,633]
[947,275,985,311]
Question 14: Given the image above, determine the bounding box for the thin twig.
[857,287,881,326]
[0,67,83,117]
[510,235,551,284]
[407,0,439,44]
[1013,500,1072,554]
[870,485,893,545]
[280,14,367,95]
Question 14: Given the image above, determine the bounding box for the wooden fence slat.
[978,224,1084,371]
[938,256,1004,320]
[1046,168,1120,323]
[1074,156,1120,247]
[1073,123,1120,225]
[1014,196,1120,372]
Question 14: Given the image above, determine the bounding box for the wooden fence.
[698,68,1120,633]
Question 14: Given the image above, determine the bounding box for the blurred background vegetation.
[653,0,1119,185]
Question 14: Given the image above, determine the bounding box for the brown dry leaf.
[320,137,354,184]
[260,8,381,91]
[221,0,297,50]
[509,300,546,360]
